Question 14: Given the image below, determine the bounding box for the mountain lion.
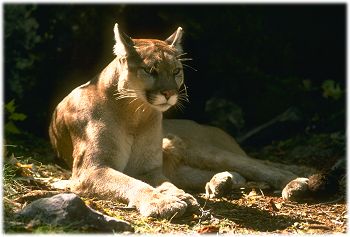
[49,23,314,219]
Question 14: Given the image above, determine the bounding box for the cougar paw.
[205,171,246,198]
[157,183,200,215]
[282,177,310,201]
[138,192,187,219]
[176,191,201,215]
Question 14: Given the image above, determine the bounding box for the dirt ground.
[3,157,347,234]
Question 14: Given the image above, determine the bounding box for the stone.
[17,193,133,233]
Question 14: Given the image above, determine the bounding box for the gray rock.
[17,193,133,233]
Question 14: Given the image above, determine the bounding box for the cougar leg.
[184,142,298,190]
[261,159,316,177]
[166,165,218,191]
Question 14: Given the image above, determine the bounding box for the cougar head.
[113,23,188,112]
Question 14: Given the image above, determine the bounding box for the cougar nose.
[161,89,177,100]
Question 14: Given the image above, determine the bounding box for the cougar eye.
[143,67,157,76]
[173,68,181,75]
[143,67,152,74]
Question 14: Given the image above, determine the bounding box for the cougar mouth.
[155,103,172,112]
[145,91,178,112]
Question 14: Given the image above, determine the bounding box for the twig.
[259,188,265,197]
[114,206,137,211]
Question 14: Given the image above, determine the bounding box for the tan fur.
[49,23,315,219]
[162,119,315,191]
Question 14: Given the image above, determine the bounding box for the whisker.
[175,106,184,113]
[179,84,189,97]
[114,94,137,100]
[182,63,198,72]
[178,58,193,62]
[115,96,136,101]
[178,96,189,103]
[113,91,137,97]
[114,88,142,101]
[135,104,145,113]
[174,101,186,113]
[129,98,139,104]
[115,92,138,96]
[179,92,189,99]
[115,88,141,93]
[177,85,190,103]
[178,92,189,98]
[178,91,188,97]
[176,52,188,58]
[179,84,189,93]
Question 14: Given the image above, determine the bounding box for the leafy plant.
[5,5,42,99]
[5,99,27,135]
[322,80,343,100]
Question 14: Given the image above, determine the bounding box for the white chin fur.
[151,94,178,112]
[167,95,178,106]
[155,104,172,112]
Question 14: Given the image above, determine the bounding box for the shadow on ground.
[190,195,307,232]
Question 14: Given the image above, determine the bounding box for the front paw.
[157,183,200,215]
[282,177,310,201]
[205,171,246,198]
[138,191,187,219]
[173,191,201,215]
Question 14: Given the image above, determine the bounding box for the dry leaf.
[197,225,220,234]
[269,199,281,212]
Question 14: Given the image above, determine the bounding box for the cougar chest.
[121,113,163,177]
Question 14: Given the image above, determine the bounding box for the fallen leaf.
[269,199,282,212]
[16,162,33,169]
[197,225,220,234]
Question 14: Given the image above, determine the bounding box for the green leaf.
[322,80,343,100]
[5,121,21,134]
[5,99,16,113]
[9,113,27,121]
[302,79,312,91]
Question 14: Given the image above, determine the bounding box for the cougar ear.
[165,27,183,52]
[113,23,135,56]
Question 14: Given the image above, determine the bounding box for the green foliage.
[5,99,27,135]
[5,5,41,98]
[322,80,343,100]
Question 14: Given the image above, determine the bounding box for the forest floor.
[3,132,347,234]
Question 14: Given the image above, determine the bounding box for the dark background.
[4,4,346,147]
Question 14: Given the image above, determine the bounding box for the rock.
[17,193,133,233]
